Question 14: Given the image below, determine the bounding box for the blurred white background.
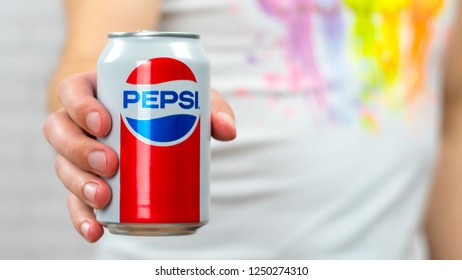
[0,0,97,259]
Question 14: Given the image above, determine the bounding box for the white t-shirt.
[96,0,457,259]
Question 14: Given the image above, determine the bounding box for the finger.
[67,193,105,243]
[211,89,237,141]
[56,155,111,209]
[44,109,119,178]
[58,70,112,137]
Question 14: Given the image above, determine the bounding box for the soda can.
[96,31,210,236]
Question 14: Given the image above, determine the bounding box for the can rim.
[108,31,199,39]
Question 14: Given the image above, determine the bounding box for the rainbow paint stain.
[408,0,445,100]
[360,108,380,133]
[342,0,445,128]
[253,0,448,130]
[344,0,411,93]
[258,0,327,106]
[345,0,445,93]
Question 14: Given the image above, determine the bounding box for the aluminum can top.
[108,30,199,39]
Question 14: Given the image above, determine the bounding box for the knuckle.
[64,137,81,164]
[57,76,75,102]
[66,194,74,212]
[73,98,90,118]
[42,115,54,140]
[43,111,57,137]
[43,109,65,142]
[54,156,63,177]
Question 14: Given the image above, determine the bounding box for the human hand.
[43,70,236,242]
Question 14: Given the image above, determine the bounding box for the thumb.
[211,89,236,141]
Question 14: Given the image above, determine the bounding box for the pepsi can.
[96,31,210,236]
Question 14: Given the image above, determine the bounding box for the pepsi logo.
[121,57,200,146]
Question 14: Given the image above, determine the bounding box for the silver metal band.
[108,30,199,39]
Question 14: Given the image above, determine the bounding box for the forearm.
[426,114,462,259]
[48,0,161,112]
[424,1,462,259]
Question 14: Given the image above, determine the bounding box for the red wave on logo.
[126,57,197,85]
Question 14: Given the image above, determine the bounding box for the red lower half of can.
[119,116,201,224]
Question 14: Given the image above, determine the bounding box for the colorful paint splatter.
[251,0,449,130]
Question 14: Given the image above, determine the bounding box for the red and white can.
[96,31,210,236]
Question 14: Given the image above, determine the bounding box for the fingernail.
[80,221,90,239]
[217,111,236,130]
[88,151,107,174]
[86,111,101,135]
[83,182,98,205]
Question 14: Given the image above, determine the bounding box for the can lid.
[108,31,199,39]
